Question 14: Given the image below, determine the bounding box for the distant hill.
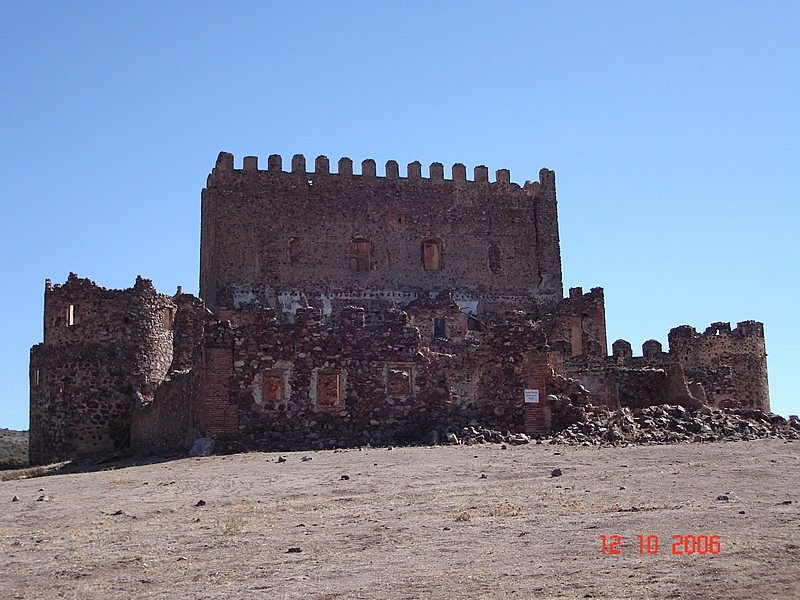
[0,428,28,468]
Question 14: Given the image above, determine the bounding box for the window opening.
[422,240,441,270]
[317,372,341,407]
[67,304,77,327]
[163,307,175,331]
[262,370,285,403]
[433,318,446,339]
[488,244,502,273]
[288,237,302,263]
[350,238,371,272]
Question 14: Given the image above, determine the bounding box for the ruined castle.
[28,152,770,464]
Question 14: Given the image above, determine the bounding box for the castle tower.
[667,321,769,411]
[29,274,177,464]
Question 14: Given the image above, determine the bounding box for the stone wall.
[561,320,768,413]
[200,152,563,319]
[198,300,558,451]
[668,321,769,410]
[29,275,177,464]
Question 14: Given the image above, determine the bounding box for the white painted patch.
[232,288,258,308]
[453,293,479,316]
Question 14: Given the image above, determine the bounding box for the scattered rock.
[301,456,313,462]
[277,456,287,463]
[36,495,50,502]
[188,437,215,457]
[194,500,206,507]
[716,495,729,502]
[551,468,563,477]
[287,547,302,553]
[11,495,19,502]
[340,475,350,481]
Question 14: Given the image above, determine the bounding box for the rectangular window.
[262,370,285,403]
[433,318,446,339]
[423,241,441,270]
[67,304,77,327]
[350,240,371,272]
[317,372,342,407]
[163,307,175,331]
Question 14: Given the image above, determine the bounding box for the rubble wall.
[200,305,552,451]
[668,321,769,410]
[29,275,177,464]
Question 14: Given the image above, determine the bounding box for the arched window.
[288,237,302,263]
[350,238,371,272]
[422,239,442,270]
[488,244,502,273]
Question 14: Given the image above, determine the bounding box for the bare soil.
[1,439,798,599]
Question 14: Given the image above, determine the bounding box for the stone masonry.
[28,152,770,463]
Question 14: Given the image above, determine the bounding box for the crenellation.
[243,156,258,171]
[407,161,422,180]
[268,154,282,172]
[361,159,376,177]
[495,169,510,184]
[338,157,353,176]
[315,155,329,174]
[215,151,234,171]
[474,165,489,183]
[452,163,466,181]
[291,153,306,174]
[429,162,444,180]
[385,160,399,179]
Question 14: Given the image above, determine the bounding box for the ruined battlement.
[669,320,765,344]
[209,151,555,191]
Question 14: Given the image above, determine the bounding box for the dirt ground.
[1,439,798,599]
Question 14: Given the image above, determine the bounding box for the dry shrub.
[489,501,524,517]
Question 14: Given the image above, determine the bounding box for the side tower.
[29,274,177,464]
[200,152,563,321]
[667,321,769,411]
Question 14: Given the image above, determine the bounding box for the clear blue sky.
[1,1,798,429]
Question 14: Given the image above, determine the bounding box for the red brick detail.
[203,347,238,437]
[521,350,553,435]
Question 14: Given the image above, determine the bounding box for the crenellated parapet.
[210,151,549,188]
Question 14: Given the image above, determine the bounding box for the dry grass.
[488,501,524,517]
[0,461,69,481]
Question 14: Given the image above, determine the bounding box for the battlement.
[210,151,554,191]
[669,320,766,344]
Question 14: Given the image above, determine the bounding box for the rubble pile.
[551,405,800,446]
[445,405,800,447]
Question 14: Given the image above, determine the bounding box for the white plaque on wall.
[524,389,540,404]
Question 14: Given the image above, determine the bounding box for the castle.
[28,152,770,464]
